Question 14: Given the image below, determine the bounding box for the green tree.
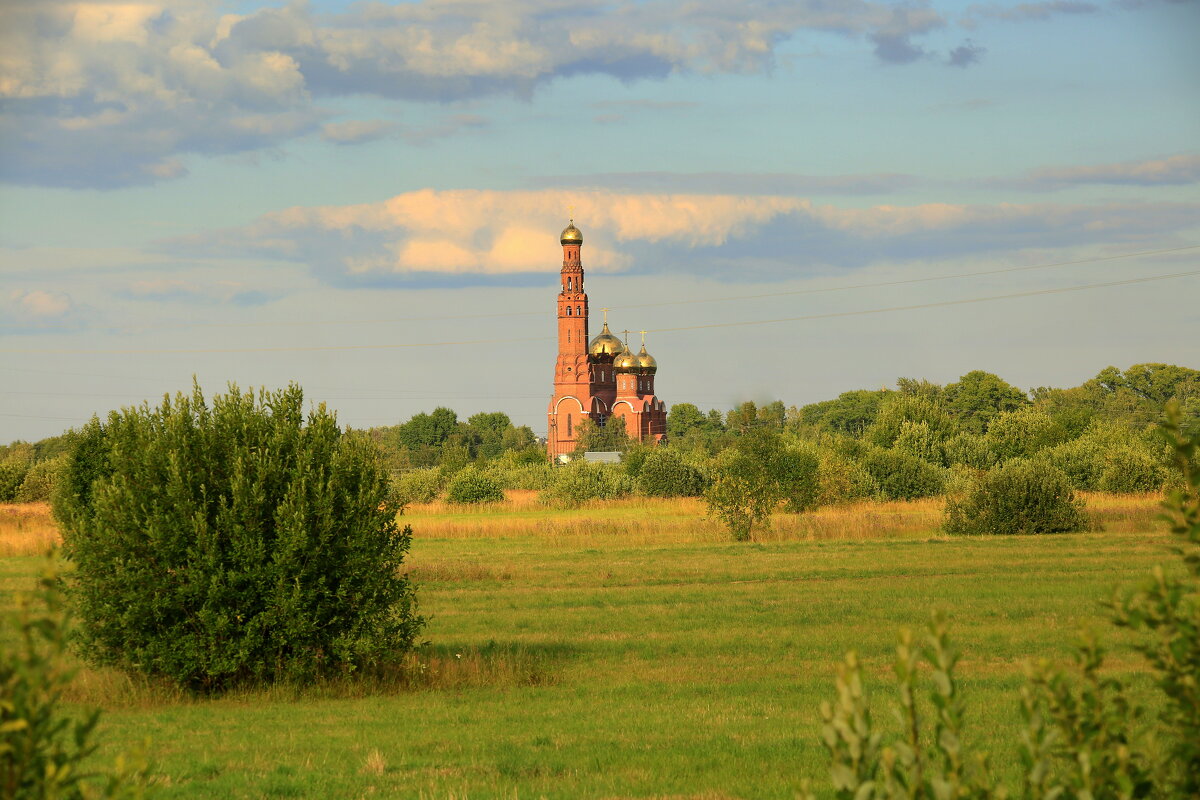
[982,406,1068,462]
[54,383,423,691]
[398,407,459,452]
[793,390,891,438]
[865,395,958,449]
[571,417,632,456]
[942,370,1029,434]
[705,431,817,539]
[636,449,706,498]
[667,403,706,440]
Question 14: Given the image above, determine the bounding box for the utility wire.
[645,269,1200,333]
[3,268,1195,356]
[92,242,1200,332]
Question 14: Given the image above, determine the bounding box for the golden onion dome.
[560,220,583,245]
[588,321,623,360]
[636,345,658,375]
[613,346,639,373]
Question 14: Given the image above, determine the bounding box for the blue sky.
[1,0,1197,442]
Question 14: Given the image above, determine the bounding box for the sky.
[1,0,1198,443]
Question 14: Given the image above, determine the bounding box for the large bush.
[15,456,64,502]
[54,384,424,691]
[981,406,1068,461]
[445,466,505,504]
[540,460,633,507]
[389,467,442,506]
[944,458,1086,535]
[636,449,705,497]
[859,446,946,501]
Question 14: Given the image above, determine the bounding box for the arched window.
[576,305,581,316]
[566,305,572,316]
[567,415,573,436]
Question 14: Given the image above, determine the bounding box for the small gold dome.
[588,322,623,361]
[613,346,639,373]
[560,220,583,245]
[636,345,658,375]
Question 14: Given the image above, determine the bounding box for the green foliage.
[942,370,1029,434]
[15,457,64,503]
[482,461,555,491]
[571,418,632,457]
[389,468,442,506]
[53,383,423,691]
[859,447,946,501]
[635,449,706,498]
[892,420,945,466]
[817,615,999,800]
[1096,445,1169,494]
[445,466,505,504]
[704,431,816,539]
[666,403,706,440]
[817,403,1200,798]
[793,390,892,438]
[981,406,1069,462]
[942,431,995,470]
[811,447,878,506]
[540,461,633,507]
[945,459,1086,536]
[865,395,958,450]
[0,462,27,502]
[1,558,149,799]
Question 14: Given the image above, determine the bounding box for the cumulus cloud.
[160,188,1200,286]
[1012,154,1200,190]
[1,0,952,187]
[2,288,87,332]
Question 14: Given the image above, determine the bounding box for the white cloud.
[161,188,1200,285]
[1020,154,1200,189]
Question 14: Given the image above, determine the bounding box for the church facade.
[546,220,667,461]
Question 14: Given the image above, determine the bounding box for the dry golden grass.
[0,502,60,556]
[0,490,1167,557]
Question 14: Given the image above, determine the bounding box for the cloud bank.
[0,0,955,188]
[162,188,1200,286]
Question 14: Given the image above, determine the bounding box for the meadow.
[0,493,1174,799]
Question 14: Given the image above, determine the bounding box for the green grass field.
[0,496,1175,799]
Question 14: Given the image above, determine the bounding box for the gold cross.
[601,307,610,325]
[640,330,647,347]
[621,329,631,345]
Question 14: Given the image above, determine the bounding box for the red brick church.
[547,220,667,461]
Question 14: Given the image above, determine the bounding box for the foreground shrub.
[54,384,424,691]
[859,447,946,501]
[445,466,505,504]
[636,449,705,497]
[945,458,1086,535]
[540,461,633,507]
[812,402,1200,798]
[483,460,554,491]
[389,467,442,506]
[1,558,149,798]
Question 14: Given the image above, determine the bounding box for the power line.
[646,269,1200,333]
[40,242,1200,333]
[3,268,1195,356]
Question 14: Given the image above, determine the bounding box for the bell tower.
[547,220,592,460]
